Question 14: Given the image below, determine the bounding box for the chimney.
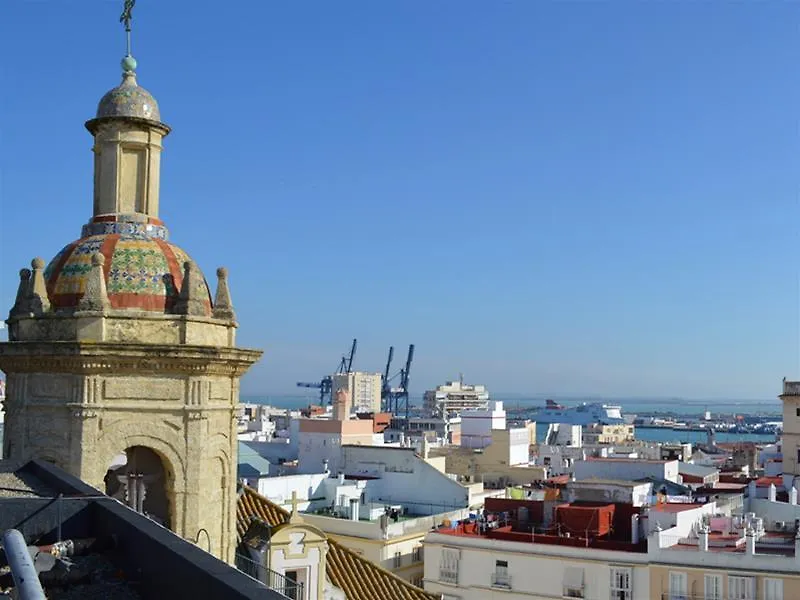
[698,526,709,552]
[631,514,640,544]
[322,459,330,475]
[769,483,777,502]
[747,479,757,499]
[339,472,345,485]
[791,487,798,506]
[745,527,756,556]
[349,498,360,521]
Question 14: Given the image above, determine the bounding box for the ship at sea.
[531,399,625,425]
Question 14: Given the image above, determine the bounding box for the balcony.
[236,553,305,599]
[783,380,800,396]
[491,572,512,588]
[661,592,736,600]
[439,568,458,584]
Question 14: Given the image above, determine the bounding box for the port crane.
[296,338,357,405]
[381,344,415,427]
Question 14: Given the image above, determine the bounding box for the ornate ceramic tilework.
[107,237,173,296]
[49,236,106,296]
[44,233,210,314]
[81,220,169,240]
[96,73,161,121]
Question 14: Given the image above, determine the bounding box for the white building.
[574,458,681,484]
[424,379,490,416]
[460,401,507,449]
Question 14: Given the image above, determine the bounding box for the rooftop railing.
[235,552,304,600]
[783,380,800,395]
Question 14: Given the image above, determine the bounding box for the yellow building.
[584,423,636,445]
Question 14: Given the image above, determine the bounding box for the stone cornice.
[0,341,262,377]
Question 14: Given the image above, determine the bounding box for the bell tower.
[0,5,262,563]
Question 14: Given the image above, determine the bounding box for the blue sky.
[1,1,798,400]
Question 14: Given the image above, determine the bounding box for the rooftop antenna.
[120,0,136,58]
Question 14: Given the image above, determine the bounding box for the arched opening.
[104,446,172,528]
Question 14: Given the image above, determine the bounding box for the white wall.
[461,402,506,449]
[574,459,679,483]
[507,428,529,466]
[257,473,330,506]
[423,532,649,600]
[298,431,344,475]
[342,446,469,513]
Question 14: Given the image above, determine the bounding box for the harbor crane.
[296,338,357,405]
[381,344,415,427]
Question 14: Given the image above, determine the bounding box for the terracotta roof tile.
[236,487,437,600]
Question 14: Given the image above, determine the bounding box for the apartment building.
[423,488,800,600]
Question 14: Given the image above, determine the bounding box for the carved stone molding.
[71,407,99,419]
[0,342,262,377]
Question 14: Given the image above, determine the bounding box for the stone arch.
[95,421,186,534]
[94,421,186,486]
[205,433,234,557]
[105,446,172,527]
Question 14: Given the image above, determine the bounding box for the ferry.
[532,399,624,425]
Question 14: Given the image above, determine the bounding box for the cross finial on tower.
[120,0,137,70]
[290,491,299,516]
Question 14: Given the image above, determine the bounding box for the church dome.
[96,70,161,122]
[44,233,211,314]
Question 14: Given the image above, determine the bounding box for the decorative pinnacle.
[27,257,51,316]
[78,253,110,312]
[9,268,32,318]
[212,267,236,321]
[174,261,207,316]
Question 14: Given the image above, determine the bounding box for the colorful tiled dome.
[44,234,211,314]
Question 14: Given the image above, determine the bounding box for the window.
[610,567,632,600]
[704,574,722,600]
[563,566,584,598]
[796,407,800,417]
[411,576,424,588]
[668,571,687,600]
[439,548,459,584]
[728,576,755,600]
[412,546,423,563]
[491,559,510,588]
[393,552,402,568]
[764,578,783,600]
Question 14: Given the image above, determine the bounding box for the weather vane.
[120,0,136,57]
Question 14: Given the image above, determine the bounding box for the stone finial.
[27,257,51,315]
[9,268,32,317]
[212,267,236,321]
[174,261,206,316]
[78,253,110,312]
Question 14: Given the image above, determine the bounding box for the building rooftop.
[236,486,438,600]
[0,460,281,600]
[649,502,704,513]
[432,497,647,554]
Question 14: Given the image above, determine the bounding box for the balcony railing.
[235,552,305,599]
[660,595,730,600]
[783,380,800,395]
[491,572,512,588]
[439,568,458,584]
